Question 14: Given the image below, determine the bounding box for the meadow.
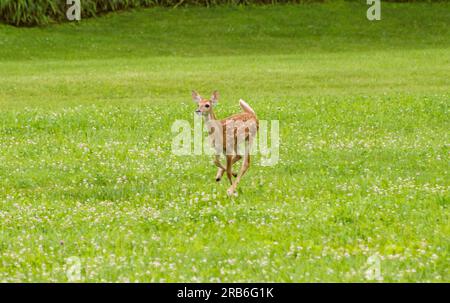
[0,2,449,282]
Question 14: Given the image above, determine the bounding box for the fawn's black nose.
[195,110,201,115]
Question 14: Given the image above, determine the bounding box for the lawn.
[0,2,449,282]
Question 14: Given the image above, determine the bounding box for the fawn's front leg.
[214,155,226,181]
[215,155,240,182]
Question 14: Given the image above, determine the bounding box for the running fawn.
[192,90,259,196]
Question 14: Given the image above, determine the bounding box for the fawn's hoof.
[232,173,237,177]
[227,188,237,197]
[215,177,221,182]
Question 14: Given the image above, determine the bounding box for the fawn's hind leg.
[227,153,250,196]
[226,155,234,185]
[227,139,253,196]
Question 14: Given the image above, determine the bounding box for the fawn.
[192,90,259,196]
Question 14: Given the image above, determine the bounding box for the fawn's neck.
[203,110,217,123]
[203,110,218,135]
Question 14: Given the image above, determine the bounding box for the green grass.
[0,2,449,282]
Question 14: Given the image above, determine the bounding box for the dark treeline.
[0,0,443,26]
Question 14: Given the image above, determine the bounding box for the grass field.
[0,2,449,282]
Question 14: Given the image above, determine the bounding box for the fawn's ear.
[192,90,201,103]
[211,91,219,105]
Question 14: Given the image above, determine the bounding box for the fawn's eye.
[205,104,210,108]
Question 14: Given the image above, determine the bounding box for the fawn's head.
[192,90,218,116]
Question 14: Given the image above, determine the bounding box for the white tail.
[239,99,256,116]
